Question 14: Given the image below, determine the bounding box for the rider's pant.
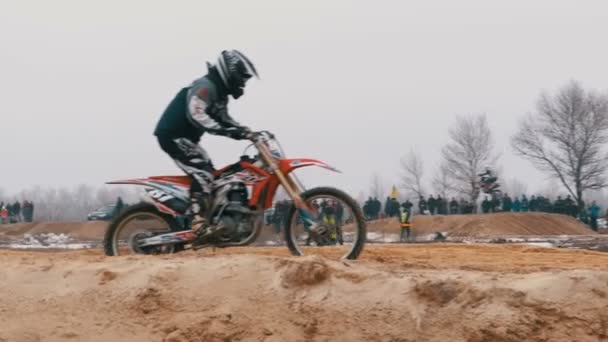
[157,136,215,196]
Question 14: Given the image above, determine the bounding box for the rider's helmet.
[211,50,259,99]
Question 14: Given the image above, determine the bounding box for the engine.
[215,182,254,242]
[227,182,248,206]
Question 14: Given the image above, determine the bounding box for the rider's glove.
[228,128,250,140]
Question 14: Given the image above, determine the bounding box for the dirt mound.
[371,212,594,237]
[1,246,608,341]
[277,256,331,287]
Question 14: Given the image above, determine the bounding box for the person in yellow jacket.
[400,207,412,242]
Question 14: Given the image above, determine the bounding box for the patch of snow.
[523,242,555,248]
[366,232,401,243]
[3,233,96,249]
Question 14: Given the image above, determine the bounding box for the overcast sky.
[1,0,607,199]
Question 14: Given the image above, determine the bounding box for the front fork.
[281,173,320,232]
[255,142,319,232]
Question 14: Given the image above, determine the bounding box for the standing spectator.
[449,198,459,214]
[481,197,491,213]
[321,200,336,228]
[115,197,125,217]
[272,200,290,235]
[1,205,7,224]
[13,201,22,222]
[458,198,470,214]
[501,193,513,212]
[392,198,401,217]
[529,195,538,212]
[536,195,548,212]
[6,203,14,223]
[512,197,521,212]
[437,195,447,215]
[336,200,344,226]
[564,195,576,217]
[21,201,28,222]
[579,207,589,225]
[589,201,600,232]
[520,195,529,212]
[418,196,428,215]
[554,196,564,214]
[22,201,31,222]
[363,197,372,220]
[29,201,35,222]
[402,199,413,212]
[384,197,391,218]
[491,193,501,213]
[372,197,381,220]
[392,198,399,217]
[428,195,437,215]
[399,207,412,242]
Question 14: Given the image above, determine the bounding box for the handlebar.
[247,130,275,142]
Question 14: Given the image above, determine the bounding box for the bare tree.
[8,185,141,222]
[369,173,386,200]
[512,81,608,209]
[356,191,366,206]
[441,114,497,202]
[503,178,528,198]
[537,181,562,201]
[399,150,425,198]
[433,163,452,199]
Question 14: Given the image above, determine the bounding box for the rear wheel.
[284,187,366,260]
[103,202,185,256]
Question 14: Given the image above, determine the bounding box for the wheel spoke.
[107,206,180,256]
[284,188,366,260]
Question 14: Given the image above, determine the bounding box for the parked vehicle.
[87,204,117,221]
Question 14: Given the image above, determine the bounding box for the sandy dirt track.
[1,245,608,342]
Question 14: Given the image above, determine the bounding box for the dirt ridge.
[1,246,608,341]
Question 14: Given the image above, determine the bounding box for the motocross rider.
[478,167,499,193]
[154,50,259,230]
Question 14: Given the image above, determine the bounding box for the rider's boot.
[187,192,211,232]
[188,193,230,242]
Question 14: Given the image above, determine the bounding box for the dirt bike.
[103,131,366,259]
[478,170,501,195]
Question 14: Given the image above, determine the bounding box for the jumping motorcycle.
[103,131,366,259]
[478,169,501,195]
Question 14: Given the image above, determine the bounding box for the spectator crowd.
[363,195,475,220]
[480,193,603,231]
[0,200,35,224]
[361,193,604,232]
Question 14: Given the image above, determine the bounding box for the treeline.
[0,185,139,222]
[368,80,608,210]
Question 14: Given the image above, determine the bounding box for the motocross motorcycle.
[103,131,366,259]
[478,169,501,195]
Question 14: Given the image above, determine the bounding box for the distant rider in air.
[153,50,259,229]
[478,167,499,194]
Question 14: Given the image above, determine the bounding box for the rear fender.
[106,177,190,216]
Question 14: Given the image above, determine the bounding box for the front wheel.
[284,187,366,260]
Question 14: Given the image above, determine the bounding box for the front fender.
[278,158,341,174]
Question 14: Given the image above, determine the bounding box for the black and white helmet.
[214,50,259,99]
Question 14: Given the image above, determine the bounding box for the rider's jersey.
[154,75,247,143]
